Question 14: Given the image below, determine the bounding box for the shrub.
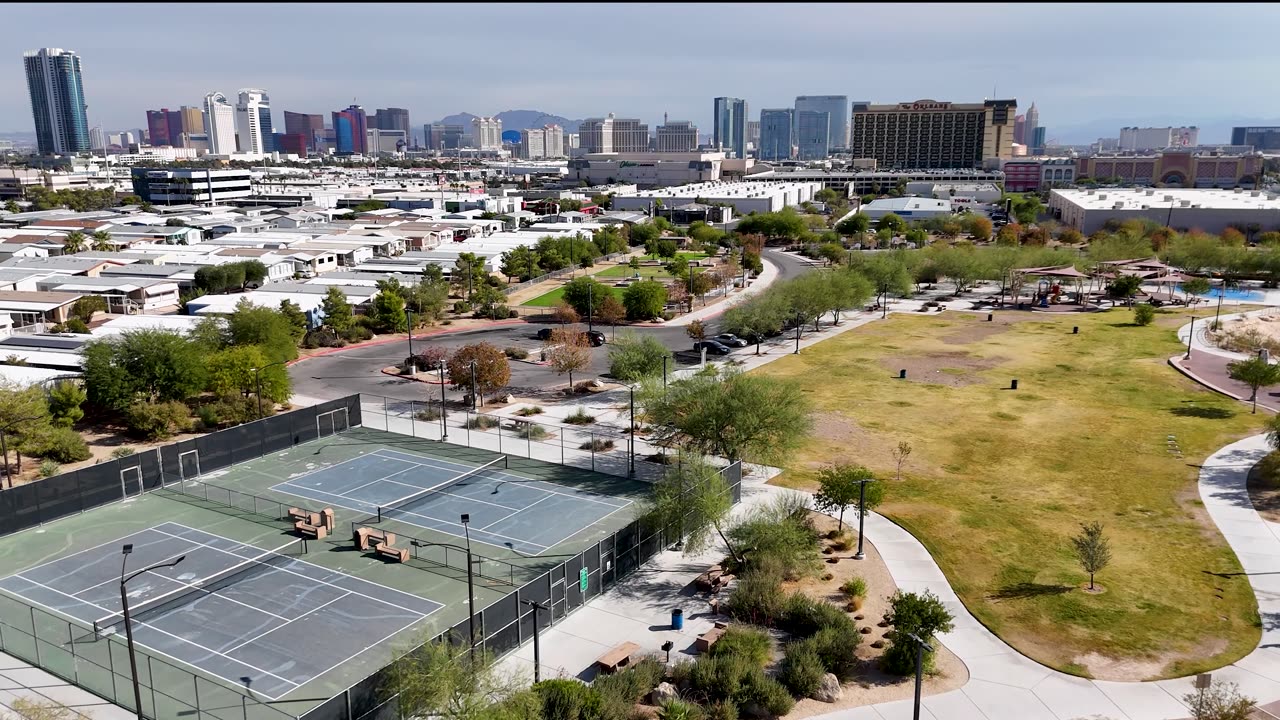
[880,589,954,676]
[703,701,738,720]
[453,300,472,314]
[778,640,825,698]
[593,656,664,706]
[580,438,615,451]
[780,593,853,638]
[38,459,61,478]
[532,679,601,720]
[111,446,136,459]
[516,423,550,440]
[195,404,221,429]
[504,346,529,360]
[125,401,190,440]
[1133,303,1156,326]
[64,318,90,334]
[514,405,545,417]
[206,394,268,426]
[811,622,862,679]
[565,408,596,425]
[48,322,67,333]
[508,309,520,318]
[725,571,785,627]
[341,325,374,343]
[707,626,771,668]
[657,699,702,720]
[34,427,92,463]
[841,576,867,599]
[47,381,86,428]
[466,415,500,430]
[740,673,794,717]
[415,407,441,421]
[302,328,340,348]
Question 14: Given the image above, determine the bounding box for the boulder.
[813,673,842,703]
[588,379,606,389]
[650,682,678,705]
[498,394,516,404]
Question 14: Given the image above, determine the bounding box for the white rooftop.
[1053,187,1280,210]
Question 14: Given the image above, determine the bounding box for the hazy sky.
[7,3,1279,142]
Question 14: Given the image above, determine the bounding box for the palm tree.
[90,230,114,252]
[62,230,86,254]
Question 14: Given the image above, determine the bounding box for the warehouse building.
[1048,187,1280,235]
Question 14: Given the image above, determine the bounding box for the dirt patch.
[783,512,968,718]
[1073,635,1229,682]
[938,313,1032,346]
[878,351,1005,388]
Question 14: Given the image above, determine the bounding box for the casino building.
[849,99,1018,169]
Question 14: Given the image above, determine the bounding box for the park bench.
[354,526,395,551]
[695,564,733,593]
[595,641,641,674]
[695,622,729,654]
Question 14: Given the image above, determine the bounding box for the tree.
[690,269,717,306]
[321,286,353,333]
[62,230,86,253]
[2,200,18,214]
[607,331,672,382]
[551,301,580,326]
[0,382,53,483]
[70,295,106,323]
[835,213,871,238]
[278,299,309,340]
[561,276,609,318]
[386,634,525,720]
[470,284,506,319]
[1106,274,1142,301]
[1183,680,1258,720]
[46,381,86,428]
[1227,356,1280,413]
[622,280,668,321]
[892,440,913,482]
[813,463,880,532]
[1133,303,1156,326]
[82,329,206,409]
[881,590,955,675]
[1007,193,1044,224]
[685,319,707,345]
[453,252,485,299]
[500,245,539,282]
[1070,521,1112,590]
[877,213,906,234]
[629,223,660,250]
[851,252,913,312]
[721,293,786,354]
[648,454,739,561]
[639,366,813,464]
[207,345,269,398]
[446,343,510,405]
[1181,276,1212,302]
[369,288,408,333]
[597,294,626,339]
[226,299,298,364]
[546,328,592,389]
[90,229,115,252]
[824,270,873,325]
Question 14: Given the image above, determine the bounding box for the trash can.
[671,608,684,630]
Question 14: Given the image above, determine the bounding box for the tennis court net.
[92,538,303,636]
[377,455,508,523]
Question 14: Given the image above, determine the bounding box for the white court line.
[71,543,203,599]
[480,495,551,531]
[528,496,638,551]
[3,573,300,694]
[222,592,351,654]
[265,452,417,496]
[280,610,432,698]
[0,526,177,580]
[378,477,522,511]
[337,464,421,497]
[272,482,381,513]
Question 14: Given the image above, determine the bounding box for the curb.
[1166,354,1278,414]
[290,319,527,365]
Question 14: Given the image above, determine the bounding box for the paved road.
[289,249,819,404]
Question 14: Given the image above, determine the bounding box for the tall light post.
[1185,316,1197,359]
[521,599,549,682]
[461,513,477,662]
[119,544,186,720]
[1214,281,1225,330]
[587,282,594,333]
[249,361,287,419]
[629,384,636,478]
[906,631,934,720]
[853,477,875,560]
[438,364,449,440]
[406,309,414,362]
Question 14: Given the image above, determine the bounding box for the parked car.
[692,340,732,356]
[536,327,605,347]
[712,333,748,348]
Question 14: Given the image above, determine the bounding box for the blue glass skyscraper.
[24,48,90,155]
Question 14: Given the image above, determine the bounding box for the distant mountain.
[434,110,581,133]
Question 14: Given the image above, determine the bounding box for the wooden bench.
[289,507,320,525]
[595,641,641,674]
[695,622,729,654]
[376,542,409,563]
[354,527,395,551]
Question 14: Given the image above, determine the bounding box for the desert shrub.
[342,325,374,343]
[302,328,340,348]
[195,404,221,429]
[702,701,738,720]
[415,407,441,421]
[1212,326,1280,356]
[657,699,702,720]
[780,593,852,638]
[111,446,136,459]
[1133,303,1156,326]
[739,673,793,717]
[514,405,545,417]
[880,590,954,676]
[453,300,472,314]
[516,423,550,440]
[729,493,820,578]
[580,438,615,451]
[707,626,771,668]
[466,415,500,430]
[532,679,601,720]
[564,408,596,425]
[48,322,66,333]
[778,640,825,698]
[38,459,61,478]
[206,394,269,426]
[725,571,785,627]
[810,622,862,679]
[829,533,852,551]
[410,346,449,371]
[508,309,520,318]
[841,576,867,599]
[125,401,191,440]
[64,318,90,334]
[504,346,529,360]
[593,656,664,707]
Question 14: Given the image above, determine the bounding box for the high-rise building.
[234,89,272,154]
[713,97,748,158]
[519,128,547,159]
[579,114,649,153]
[849,99,1018,169]
[1232,127,1280,151]
[564,133,579,156]
[471,117,502,150]
[656,120,698,152]
[24,48,90,155]
[759,109,794,161]
[795,95,848,151]
[274,133,308,156]
[146,109,172,147]
[88,126,104,151]
[332,105,368,154]
[1118,126,1199,151]
[374,107,410,135]
[796,110,831,161]
[424,123,464,151]
[1031,127,1047,155]
[747,120,760,150]
[1024,103,1039,153]
[178,106,204,138]
[202,92,237,155]
[543,125,564,158]
[283,111,325,151]
[1013,114,1027,145]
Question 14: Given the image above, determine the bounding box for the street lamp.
[853,477,875,560]
[1185,316,1197,360]
[249,361,287,419]
[119,544,186,720]
[461,513,477,661]
[905,631,934,720]
[438,364,449,440]
[520,599,549,682]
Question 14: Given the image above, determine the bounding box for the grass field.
[759,309,1264,680]
[520,283,620,307]
[597,264,674,280]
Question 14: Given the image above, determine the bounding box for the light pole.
[521,599,549,682]
[119,544,186,720]
[1214,282,1225,329]
[438,364,448,440]
[406,309,414,363]
[906,631,934,720]
[461,513,477,661]
[249,361,287,419]
[853,478,875,560]
[629,384,636,478]
[587,282,594,333]
[1185,316,1197,359]
[470,360,480,409]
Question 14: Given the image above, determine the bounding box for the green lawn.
[597,264,673,280]
[759,309,1264,679]
[521,284,620,308]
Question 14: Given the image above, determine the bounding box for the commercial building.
[130,168,253,205]
[88,127,104,151]
[177,106,204,145]
[578,114,649,153]
[203,92,237,155]
[1024,103,1039,152]
[472,117,502,151]
[235,89,272,154]
[273,133,308,156]
[758,109,794,162]
[568,151,725,187]
[366,129,407,155]
[1001,157,1077,192]
[1031,126,1047,155]
[1118,126,1198,151]
[517,125,564,159]
[655,120,698,152]
[1232,127,1280,152]
[712,97,748,158]
[332,105,368,155]
[374,108,410,135]
[611,180,821,216]
[1014,114,1026,145]
[24,48,91,155]
[796,110,831,161]
[858,196,954,222]
[849,99,1017,169]
[146,109,174,147]
[1049,187,1280,235]
[743,166,1005,195]
[284,111,325,151]
[1076,149,1261,188]
[795,95,848,150]
[424,123,464,151]
[746,120,760,150]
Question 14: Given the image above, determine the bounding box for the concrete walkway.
[658,251,782,327]
[0,651,132,719]
[1172,309,1280,414]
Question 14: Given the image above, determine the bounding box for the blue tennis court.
[271,449,632,555]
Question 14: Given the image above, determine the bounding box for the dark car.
[713,333,748,348]
[693,340,732,356]
[536,327,605,347]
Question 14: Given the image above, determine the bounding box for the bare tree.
[546,327,592,390]
[891,440,913,482]
[1183,680,1257,720]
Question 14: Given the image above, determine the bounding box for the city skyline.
[7,3,1280,143]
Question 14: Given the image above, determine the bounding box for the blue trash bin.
[671,607,684,630]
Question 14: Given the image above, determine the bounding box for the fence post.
[498,419,503,454]
[560,431,565,465]
[383,395,390,432]
[410,401,417,438]
[590,432,596,472]
[465,410,471,447]
[528,422,533,458]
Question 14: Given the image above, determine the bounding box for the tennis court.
[0,522,441,700]
[271,448,632,556]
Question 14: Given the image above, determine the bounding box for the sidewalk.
[1172,309,1280,414]
[0,650,132,719]
[661,253,782,327]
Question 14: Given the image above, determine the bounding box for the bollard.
[1073,326,1079,334]
[899,369,907,379]
[1011,379,1018,390]
[988,313,993,322]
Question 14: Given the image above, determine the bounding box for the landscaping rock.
[588,379,606,388]
[813,673,842,703]
[650,682,678,705]
[498,394,516,404]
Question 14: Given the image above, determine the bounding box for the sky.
[6,3,1280,143]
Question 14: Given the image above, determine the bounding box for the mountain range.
[434,110,582,133]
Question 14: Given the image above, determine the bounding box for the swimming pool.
[1173,284,1265,302]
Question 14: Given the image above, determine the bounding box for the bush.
[64,318,90,334]
[580,438,615,451]
[35,427,91,463]
[707,626,772,667]
[810,622,862,679]
[415,407,441,421]
[453,300,473,314]
[880,590,954,676]
[504,346,529,360]
[740,673,794,717]
[593,656,664,707]
[466,415,500,430]
[341,325,374,343]
[565,408,596,425]
[658,699,703,720]
[1133,303,1156,326]
[532,679,601,720]
[205,394,269,427]
[841,576,867,599]
[703,701,738,720]
[47,381,86,428]
[195,404,221,429]
[39,459,61,478]
[780,593,852,638]
[778,640,825,698]
[725,571,785,627]
[508,309,520,319]
[516,423,550,440]
[514,405,545,417]
[111,447,136,459]
[302,328,340,348]
[410,346,449,371]
[125,401,190,440]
